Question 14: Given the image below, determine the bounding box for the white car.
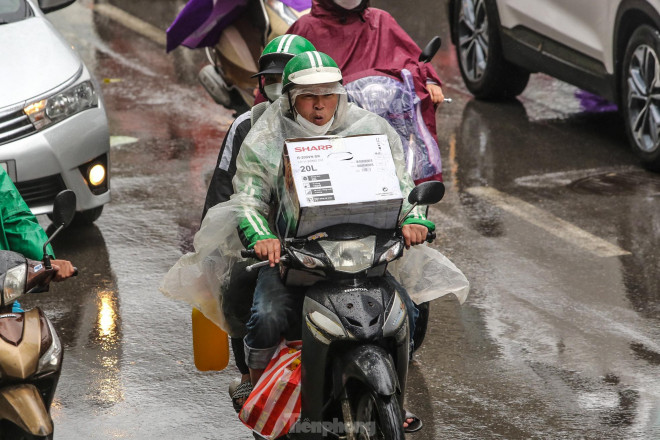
[0,0,110,223]
[449,0,660,171]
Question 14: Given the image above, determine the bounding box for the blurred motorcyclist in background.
[287,0,445,183]
[1,168,76,311]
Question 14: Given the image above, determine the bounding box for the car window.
[0,0,33,25]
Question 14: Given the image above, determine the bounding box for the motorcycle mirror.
[38,0,76,14]
[408,181,445,205]
[42,190,76,269]
[52,190,77,228]
[419,36,442,63]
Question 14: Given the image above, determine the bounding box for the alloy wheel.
[457,0,489,82]
[627,44,660,154]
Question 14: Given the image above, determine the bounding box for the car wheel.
[621,25,660,171]
[72,206,104,225]
[454,0,530,100]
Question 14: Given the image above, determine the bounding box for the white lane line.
[466,186,631,258]
[94,4,166,47]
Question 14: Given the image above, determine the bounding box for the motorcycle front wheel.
[353,390,404,440]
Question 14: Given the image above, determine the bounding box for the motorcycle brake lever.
[245,256,289,272]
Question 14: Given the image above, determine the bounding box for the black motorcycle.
[243,181,445,440]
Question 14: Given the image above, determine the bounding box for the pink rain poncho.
[287,0,443,138]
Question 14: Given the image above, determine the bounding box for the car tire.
[454,0,530,100]
[72,206,104,225]
[621,25,660,171]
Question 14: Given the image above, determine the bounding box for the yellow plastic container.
[192,308,230,371]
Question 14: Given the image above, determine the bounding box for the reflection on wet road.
[36,0,660,438]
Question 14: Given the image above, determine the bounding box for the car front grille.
[0,108,36,145]
[15,174,66,208]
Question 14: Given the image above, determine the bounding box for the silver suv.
[449,0,660,171]
[0,0,110,223]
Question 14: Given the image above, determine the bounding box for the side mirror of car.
[42,190,77,268]
[419,36,442,63]
[38,0,76,14]
[408,181,445,206]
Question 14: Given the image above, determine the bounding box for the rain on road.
[22,1,660,438]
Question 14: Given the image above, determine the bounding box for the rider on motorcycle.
[0,168,76,311]
[231,51,433,382]
[200,34,317,413]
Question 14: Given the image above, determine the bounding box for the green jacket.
[0,168,54,259]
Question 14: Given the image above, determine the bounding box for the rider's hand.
[402,224,428,249]
[427,83,444,104]
[254,238,281,267]
[51,259,75,281]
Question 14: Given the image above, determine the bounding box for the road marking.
[94,4,166,47]
[110,136,139,148]
[466,186,631,258]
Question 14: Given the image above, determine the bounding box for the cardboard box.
[280,134,403,237]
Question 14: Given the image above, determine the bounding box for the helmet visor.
[289,82,346,104]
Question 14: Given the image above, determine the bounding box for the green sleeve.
[0,169,54,259]
[402,211,436,231]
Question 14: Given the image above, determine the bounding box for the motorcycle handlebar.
[241,249,257,259]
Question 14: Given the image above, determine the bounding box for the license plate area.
[0,160,17,181]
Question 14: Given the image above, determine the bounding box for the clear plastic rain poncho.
[160,84,469,331]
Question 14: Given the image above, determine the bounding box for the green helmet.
[253,34,316,77]
[282,51,343,91]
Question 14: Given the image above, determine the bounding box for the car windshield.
[0,0,32,25]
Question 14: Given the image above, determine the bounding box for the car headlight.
[2,264,27,306]
[24,80,98,130]
[291,250,326,269]
[318,236,376,273]
[36,317,62,375]
[378,241,403,264]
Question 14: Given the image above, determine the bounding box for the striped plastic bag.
[239,340,302,439]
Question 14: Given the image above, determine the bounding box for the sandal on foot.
[229,378,253,413]
[404,410,423,433]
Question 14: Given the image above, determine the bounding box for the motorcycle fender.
[333,345,399,398]
[0,384,53,436]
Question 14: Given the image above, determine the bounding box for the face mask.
[333,0,363,10]
[264,83,282,102]
[296,114,334,136]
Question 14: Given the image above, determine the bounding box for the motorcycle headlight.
[292,250,326,269]
[2,264,27,306]
[36,318,62,375]
[319,236,376,273]
[307,311,346,339]
[382,291,407,335]
[24,80,98,130]
[378,241,403,264]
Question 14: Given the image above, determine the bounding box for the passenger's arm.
[233,138,277,250]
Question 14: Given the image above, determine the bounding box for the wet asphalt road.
[23,0,660,438]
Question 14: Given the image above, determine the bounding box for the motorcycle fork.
[340,387,357,440]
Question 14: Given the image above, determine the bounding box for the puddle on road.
[569,171,660,196]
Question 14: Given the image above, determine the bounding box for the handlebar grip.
[72,267,78,277]
[241,249,257,259]
[426,232,436,243]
